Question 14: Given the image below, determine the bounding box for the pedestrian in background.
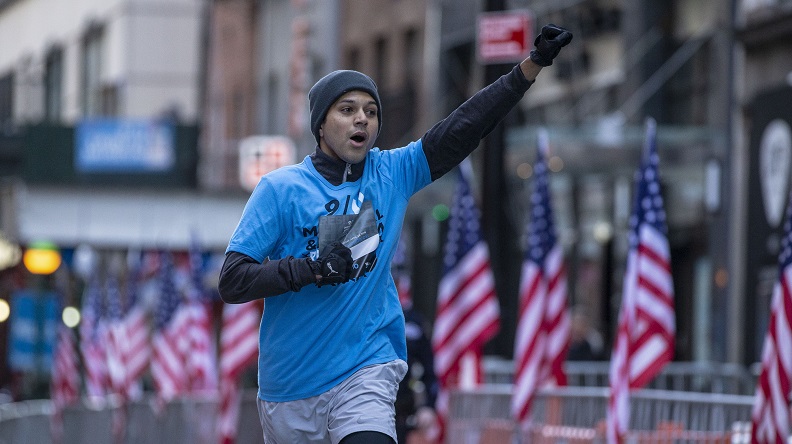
[218,23,573,444]
[566,305,606,361]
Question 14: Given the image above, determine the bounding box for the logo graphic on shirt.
[318,200,381,280]
[350,191,364,215]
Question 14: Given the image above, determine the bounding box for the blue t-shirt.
[226,141,432,402]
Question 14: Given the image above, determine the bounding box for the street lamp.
[7,241,62,395]
[0,232,21,271]
[0,299,9,322]
[23,241,62,275]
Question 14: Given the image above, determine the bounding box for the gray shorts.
[257,359,408,444]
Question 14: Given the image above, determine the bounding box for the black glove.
[310,241,353,287]
[529,24,573,67]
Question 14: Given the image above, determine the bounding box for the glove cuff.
[529,49,553,67]
[307,259,321,277]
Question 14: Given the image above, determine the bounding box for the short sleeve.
[376,140,432,199]
[226,177,282,262]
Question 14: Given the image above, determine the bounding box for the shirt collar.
[310,146,365,185]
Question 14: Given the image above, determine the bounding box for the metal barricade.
[483,359,758,395]
[636,362,756,394]
[446,384,513,444]
[446,384,754,444]
[0,399,53,444]
[0,380,757,444]
[0,390,264,444]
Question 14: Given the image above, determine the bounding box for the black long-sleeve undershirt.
[421,65,533,181]
[219,253,317,303]
[218,65,534,303]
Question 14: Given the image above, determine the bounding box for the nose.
[354,109,368,125]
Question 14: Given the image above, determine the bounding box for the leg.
[257,395,332,443]
[328,360,408,444]
[339,431,395,444]
[395,414,409,444]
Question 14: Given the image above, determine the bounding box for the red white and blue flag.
[512,129,569,423]
[121,262,150,400]
[151,251,188,403]
[80,276,109,398]
[105,274,130,398]
[432,160,500,434]
[52,324,79,406]
[51,322,79,443]
[751,185,792,442]
[217,300,261,444]
[183,234,218,393]
[607,118,675,443]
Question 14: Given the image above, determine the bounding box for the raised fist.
[529,24,573,67]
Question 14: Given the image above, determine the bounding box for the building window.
[345,47,361,71]
[266,73,279,134]
[404,28,419,83]
[0,0,19,8]
[374,37,387,87]
[81,25,104,117]
[100,84,119,117]
[232,90,245,139]
[666,41,709,125]
[44,48,63,122]
[0,72,12,130]
[742,0,792,13]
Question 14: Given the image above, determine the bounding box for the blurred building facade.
[339,0,742,363]
[0,0,791,386]
[0,0,246,398]
[734,0,792,367]
[0,0,248,253]
[321,0,792,367]
[200,0,344,190]
[502,0,735,362]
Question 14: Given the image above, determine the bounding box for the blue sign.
[8,291,60,373]
[75,119,176,172]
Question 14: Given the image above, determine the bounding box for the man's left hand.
[529,24,573,67]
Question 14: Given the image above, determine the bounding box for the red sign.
[477,10,533,64]
[238,136,296,191]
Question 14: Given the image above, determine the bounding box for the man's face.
[318,91,379,164]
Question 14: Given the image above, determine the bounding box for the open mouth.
[350,132,367,144]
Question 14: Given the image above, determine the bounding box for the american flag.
[607,118,675,443]
[121,262,150,400]
[217,300,261,444]
[183,234,218,392]
[80,275,109,397]
[151,251,188,403]
[50,323,79,443]
[431,160,500,434]
[511,129,570,423]
[52,324,79,406]
[104,274,132,444]
[105,274,128,397]
[751,191,792,442]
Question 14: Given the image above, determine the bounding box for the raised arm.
[422,24,572,181]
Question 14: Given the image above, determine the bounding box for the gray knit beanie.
[308,70,382,145]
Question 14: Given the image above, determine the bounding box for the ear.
[319,127,324,138]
